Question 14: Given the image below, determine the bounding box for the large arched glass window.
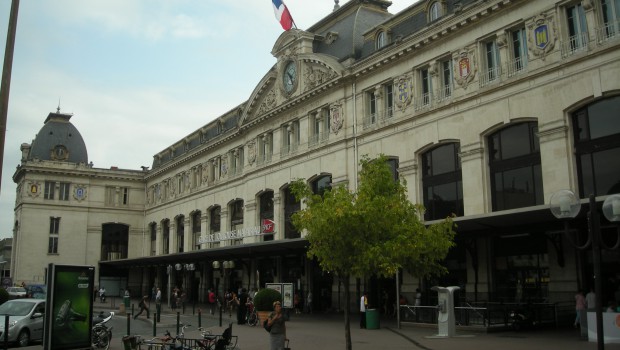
[230,199,244,245]
[572,96,620,197]
[422,143,463,220]
[192,211,201,250]
[210,206,221,233]
[489,122,543,211]
[260,191,274,241]
[162,219,170,255]
[283,186,300,239]
[312,174,332,196]
[150,222,157,256]
[176,215,184,253]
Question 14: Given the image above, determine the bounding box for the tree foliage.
[291,154,456,280]
[290,154,456,350]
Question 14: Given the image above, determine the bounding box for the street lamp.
[549,190,620,350]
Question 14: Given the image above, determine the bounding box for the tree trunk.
[343,274,352,350]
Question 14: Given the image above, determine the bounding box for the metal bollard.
[176,312,180,335]
[198,309,202,328]
[153,312,157,337]
[126,313,131,336]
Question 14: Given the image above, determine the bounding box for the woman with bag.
[266,301,288,350]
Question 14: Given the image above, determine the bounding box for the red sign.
[262,219,275,234]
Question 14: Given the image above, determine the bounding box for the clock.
[283,61,297,93]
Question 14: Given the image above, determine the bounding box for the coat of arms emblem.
[330,103,343,134]
[527,13,556,61]
[394,75,413,112]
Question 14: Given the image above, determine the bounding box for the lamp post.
[549,190,620,350]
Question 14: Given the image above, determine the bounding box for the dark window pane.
[431,144,457,175]
[496,166,540,210]
[592,148,620,195]
[588,97,620,139]
[500,123,531,159]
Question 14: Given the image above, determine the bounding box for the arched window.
[422,143,463,220]
[376,31,386,49]
[162,219,170,255]
[429,1,443,22]
[192,211,201,250]
[210,207,221,233]
[572,96,620,197]
[176,215,185,253]
[260,191,274,241]
[149,222,157,256]
[312,175,332,196]
[230,199,244,245]
[283,186,300,239]
[488,122,543,211]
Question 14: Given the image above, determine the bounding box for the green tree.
[291,154,455,350]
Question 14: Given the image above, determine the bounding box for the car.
[6,287,27,299]
[25,284,47,299]
[0,299,45,346]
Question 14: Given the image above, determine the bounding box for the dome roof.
[28,112,88,163]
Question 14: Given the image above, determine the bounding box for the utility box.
[431,286,460,337]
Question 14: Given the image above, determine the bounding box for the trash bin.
[366,308,379,329]
[122,335,136,350]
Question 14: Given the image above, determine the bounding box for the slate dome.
[28,111,88,164]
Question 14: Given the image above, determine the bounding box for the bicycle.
[134,324,192,350]
[245,300,258,326]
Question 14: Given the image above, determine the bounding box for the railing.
[414,93,432,111]
[363,113,377,128]
[596,19,620,44]
[479,65,501,87]
[435,84,452,103]
[399,301,560,329]
[560,32,589,58]
[506,56,527,78]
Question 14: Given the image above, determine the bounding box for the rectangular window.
[368,90,378,125]
[122,187,129,205]
[49,217,60,254]
[600,0,620,40]
[509,27,528,76]
[385,84,394,118]
[566,3,588,53]
[440,59,453,100]
[482,40,501,86]
[44,181,55,200]
[258,133,272,164]
[420,68,431,106]
[59,182,70,201]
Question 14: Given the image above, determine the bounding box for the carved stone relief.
[394,74,413,112]
[330,102,343,135]
[247,140,257,165]
[527,12,557,61]
[453,47,477,89]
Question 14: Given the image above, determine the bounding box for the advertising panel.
[44,264,94,350]
[266,283,294,308]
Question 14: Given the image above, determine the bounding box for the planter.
[257,310,271,324]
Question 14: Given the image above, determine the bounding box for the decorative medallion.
[394,74,413,112]
[247,140,257,165]
[454,47,477,89]
[27,181,41,198]
[258,89,277,115]
[51,145,69,161]
[304,64,337,91]
[527,13,557,61]
[73,185,87,202]
[330,102,344,135]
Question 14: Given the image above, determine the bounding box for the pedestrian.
[151,285,157,301]
[415,288,422,307]
[360,291,368,329]
[99,286,106,303]
[294,291,301,314]
[208,288,216,315]
[266,301,288,350]
[237,288,248,325]
[585,287,596,310]
[171,287,178,310]
[156,288,162,304]
[134,295,150,319]
[306,291,313,314]
[574,289,586,328]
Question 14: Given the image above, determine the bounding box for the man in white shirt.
[360,292,368,329]
[585,287,596,310]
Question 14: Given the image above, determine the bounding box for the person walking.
[237,288,248,325]
[360,292,368,329]
[208,288,216,315]
[585,287,596,310]
[134,295,150,319]
[306,291,313,314]
[574,289,586,328]
[267,301,288,350]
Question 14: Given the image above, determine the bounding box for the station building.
[11,0,620,313]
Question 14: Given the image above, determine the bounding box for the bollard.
[156,303,161,322]
[198,309,202,328]
[193,301,196,315]
[4,316,9,350]
[219,300,223,327]
[126,313,131,336]
[176,312,181,335]
[153,312,157,337]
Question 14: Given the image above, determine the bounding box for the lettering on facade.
[198,219,275,243]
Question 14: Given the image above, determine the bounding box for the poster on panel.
[44,264,94,350]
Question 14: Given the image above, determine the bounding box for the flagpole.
[0,0,20,196]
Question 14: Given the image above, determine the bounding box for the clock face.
[283,61,297,93]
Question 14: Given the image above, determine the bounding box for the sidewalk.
[26,298,620,350]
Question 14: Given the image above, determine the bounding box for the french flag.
[272,0,295,31]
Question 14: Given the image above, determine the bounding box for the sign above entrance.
[198,219,276,244]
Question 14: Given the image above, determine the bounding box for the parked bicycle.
[245,300,258,326]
